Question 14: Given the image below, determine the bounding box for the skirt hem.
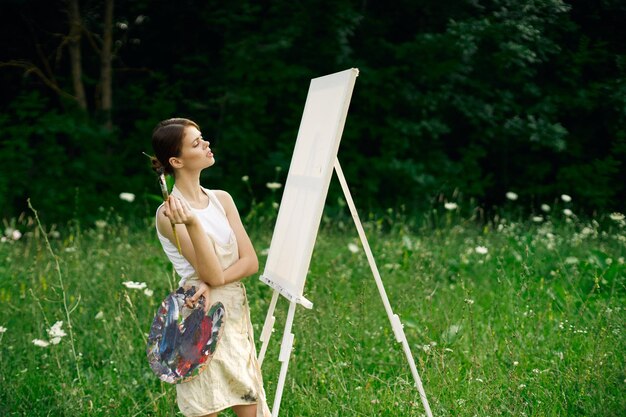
[181,400,258,417]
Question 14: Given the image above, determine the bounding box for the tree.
[98,0,114,128]
[67,0,88,110]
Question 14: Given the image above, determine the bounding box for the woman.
[151,118,271,417]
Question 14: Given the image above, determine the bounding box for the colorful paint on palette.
[146,286,225,384]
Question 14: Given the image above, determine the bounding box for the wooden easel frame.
[257,158,433,417]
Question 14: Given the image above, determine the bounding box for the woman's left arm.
[188,190,259,307]
[216,190,259,284]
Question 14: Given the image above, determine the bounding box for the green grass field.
[0,205,624,416]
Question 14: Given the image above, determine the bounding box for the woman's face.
[174,126,215,172]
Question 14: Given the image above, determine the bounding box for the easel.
[256,69,433,417]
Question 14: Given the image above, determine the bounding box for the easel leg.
[258,290,280,367]
[271,301,297,417]
[398,327,433,417]
[334,158,434,417]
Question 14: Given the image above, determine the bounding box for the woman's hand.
[163,196,197,226]
[187,282,211,312]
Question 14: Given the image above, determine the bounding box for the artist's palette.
[146,286,225,384]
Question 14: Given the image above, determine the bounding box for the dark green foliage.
[0,0,624,225]
[0,92,121,224]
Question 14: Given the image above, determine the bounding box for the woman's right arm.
[157,197,225,286]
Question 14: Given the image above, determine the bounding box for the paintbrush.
[144,152,182,253]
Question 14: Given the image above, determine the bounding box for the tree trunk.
[67,0,87,110]
[100,0,113,128]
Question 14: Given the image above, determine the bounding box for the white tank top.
[155,186,235,281]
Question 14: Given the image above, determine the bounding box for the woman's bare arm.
[214,190,259,284]
[157,197,225,286]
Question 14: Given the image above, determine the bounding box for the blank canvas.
[260,68,359,307]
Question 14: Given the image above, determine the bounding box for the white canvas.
[260,68,359,307]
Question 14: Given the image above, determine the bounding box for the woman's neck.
[173,172,206,206]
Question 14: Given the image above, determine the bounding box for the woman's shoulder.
[155,203,171,237]
[209,189,231,199]
[205,189,236,214]
[155,202,166,218]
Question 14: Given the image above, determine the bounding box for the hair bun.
[150,156,165,174]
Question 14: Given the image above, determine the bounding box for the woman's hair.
[150,118,200,175]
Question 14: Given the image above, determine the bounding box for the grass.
[0,205,624,416]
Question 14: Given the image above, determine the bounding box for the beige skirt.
[176,280,270,417]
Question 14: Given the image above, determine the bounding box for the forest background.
[0,0,624,226]
[1,1,625,416]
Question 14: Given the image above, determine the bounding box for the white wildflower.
[564,256,579,265]
[444,202,458,210]
[532,216,543,223]
[563,208,573,217]
[0,326,6,333]
[348,243,359,253]
[116,22,128,30]
[513,361,519,366]
[50,337,62,345]
[518,384,526,389]
[272,202,279,209]
[241,175,249,182]
[464,298,475,305]
[64,246,77,252]
[32,339,50,347]
[0,236,6,243]
[143,288,154,297]
[95,220,107,229]
[506,191,518,201]
[122,281,147,290]
[581,227,594,236]
[475,246,488,255]
[135,15,146,24]
[609,212,624,221]
[561,194,572,203]
[47,321,67,339]
[541,204,551,212]
[443,324,461,342]
[119,192,135,203]
[266,182,282,190]
[11,230,22,240]
[95,311,104,320]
